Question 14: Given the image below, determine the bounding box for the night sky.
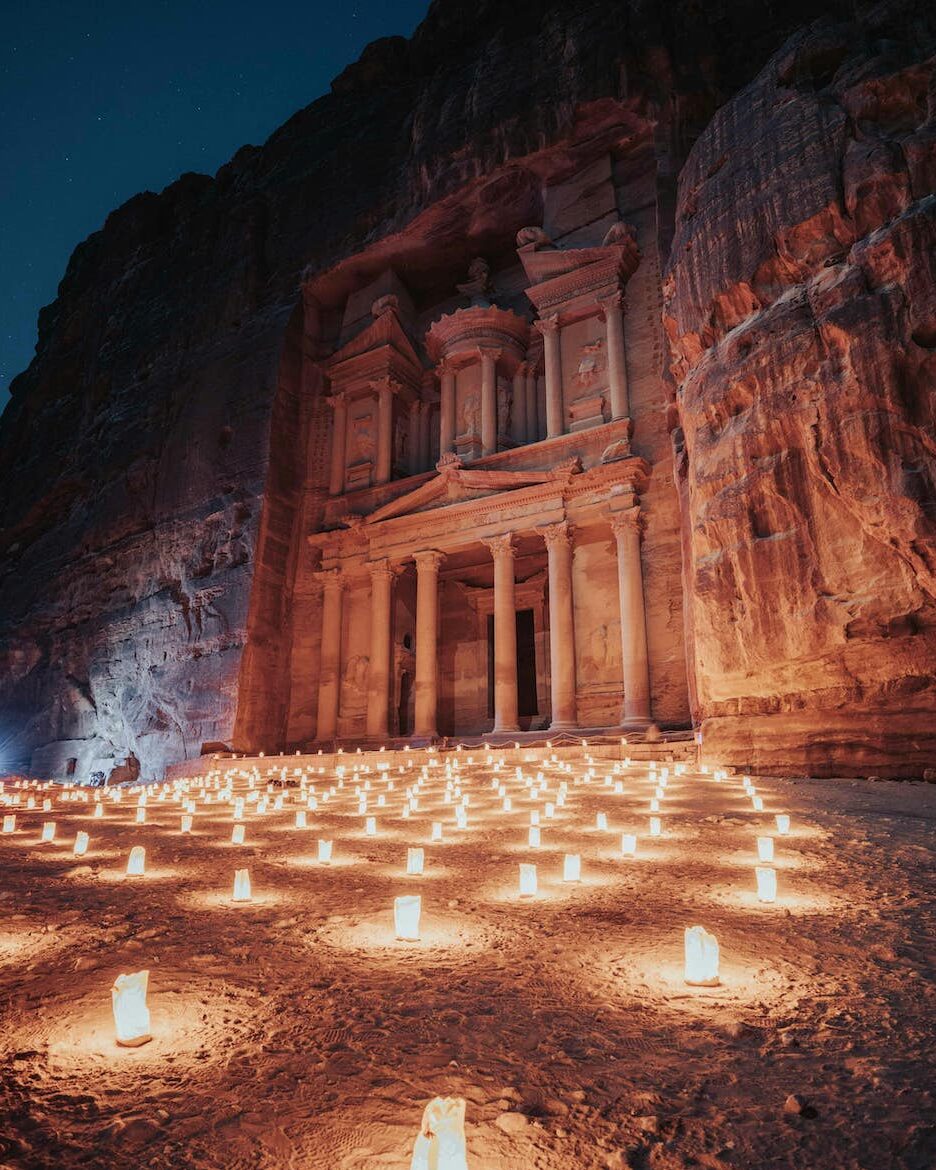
[0,0,430,409]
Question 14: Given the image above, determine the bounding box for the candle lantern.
[41,821,56,843]
[431,822,442,842]
[545,802,555,819]
[407,847,425,876]
[295,810,307,829]
[621,833,637,856]
[94,803,104,819]
[394,894,422,940]
[2,815,14,833]
[684,925,720,986]
[455,807,467,830]
[649,798,660,813]
[180,815,193,833]
[43,798,52,812]
[409,1096,467,1170]
[135,807,146,825]
[755,866,777,903]
[73,831,89,857]
[232,824,246,845]
[364,816,376,837]
[563,854,581,882]
[614,781,624,795]
[530,810,540,826]
[112,970,152,1047]
[528,826,541,848]
[518,863,537,897]
[233,797,245,821]
[751,796,764,812]
[596,812,608,831]
[502,797,512,812]
[649,817,661,837]
[318,839,333,864]
[756,836,774,862]
[232,868,252,902]
[775,814,790,835]
[126,846,146,876]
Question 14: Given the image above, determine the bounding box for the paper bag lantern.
[563,854,581,882]
[126,845,146,876]
[2,815,14,834]
[295,810,307,829]
[365,816,377,837]
[530,810,540,826]
[93,803,104,819]
[40,821,56,843]
[649,798,660,813]
[318,839,333,865]
[502,797,512,812]
[649,816,661,837]
[545,802,555,819]
[755,866,777,903]
[135,806,146,825]
[756,836,774,862]
[620,833,637,856]
[775,814,790,835]
[73,831,89,857]
[410,1096,468,1170]
[596,812,608,831]
[233,797,245,821]
[232,868,252,902]
[684,925,720,986]
[528,826,541,848]
[231,824,245,845]
[431,822,442,842]
[394,894,421,940]
[112,970,152,1047]
[751,795,764,812]
[407,847,425,876]
[180,814,193,833]
[518,863,537,897]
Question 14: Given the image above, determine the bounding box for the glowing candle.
[755,866,777,903]
[180,815,193,833]
[756,836,774,862]
[394,894,421,940]
[431,821,442,842]
[365,816,377,837]
[596,812,608,831]
[231,824,245,845]
[232,868,252,902]
[654,787,664,800]
[2,815,14,833]
[43,798,52,812]
[318,839,333,864]
[126,846,146,876]
[93,804,104,819]
[455,807,467,830]
[41,821,56,843]
[410,1096,467,1170]
[563,854,581,882]
[112,970,152,1047]
[233,797,245,821]
[614,781,624,795]
[135,807,146,825]
[751,795,764,812]
[518,863,537,897]
[649,798,660,813]
[684,925,720,986]
[502,797,512,812]
[775,814,790,835]
[407,847,425,876]
[295,810,307,829]
[545,802,555,819]
[528,826,541,848]
[530,810,540,826]
[73,831,89,857]
[620,833,637,856]
[649,817,661,837]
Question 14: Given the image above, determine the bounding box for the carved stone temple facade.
[292,175,691,745]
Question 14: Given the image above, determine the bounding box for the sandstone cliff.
[3,0,930,780]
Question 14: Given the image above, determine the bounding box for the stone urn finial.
[371,293,399,318]
[516,226,553,251]
[455,257,493,307]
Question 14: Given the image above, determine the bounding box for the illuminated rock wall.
[665,16,936,775]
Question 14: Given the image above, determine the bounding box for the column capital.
[316,567,345,591]
[514,361,529,379]
[610,506,644,540]
[539,521,573,549]
[414,549,445,573]
[367,557,398,583]
[598,290,627,317]
[534,314,561,336]
[325,393,345,410]
[435,358,454,378]
[482,532,515,560]
[476,346,502,364]
[370,374,403,397]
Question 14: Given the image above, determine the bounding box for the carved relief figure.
[349,414,375,463]
[459,392,480,437]
[340,654,370,714]
[455,257,492,307]
[394,414,408,464]
[497,382,511,435]
[573,338,606,391]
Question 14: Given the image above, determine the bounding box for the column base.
[619,716,657,733]
[548,720,579,732]
[492,723,520,734]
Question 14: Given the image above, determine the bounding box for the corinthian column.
[611,505,652,727]
[438,362,456,455]
[479,348,500,457]
[365,559,395,739]
[534,316,563,439]
[600,291,630,420]
[483,533,519,733]
[512,362,527,445]
[375,380,393,485]
[315,569,344,740]
[414,550,444,738]
[541,521,577,729]
[327,395,347,496]
[525,365,538,442]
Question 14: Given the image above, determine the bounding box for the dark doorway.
[487,608,538,719]
[398,671,412,736]
[65,757,77,777]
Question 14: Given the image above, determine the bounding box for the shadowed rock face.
[1,0,930,781]
[665,14,936,775]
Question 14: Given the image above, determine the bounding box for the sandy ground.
[0,753,933,1170]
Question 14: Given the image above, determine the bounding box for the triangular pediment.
[363,458,581,525]
[325,307,423,377]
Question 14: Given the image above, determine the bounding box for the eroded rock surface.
[665,14,936,775]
